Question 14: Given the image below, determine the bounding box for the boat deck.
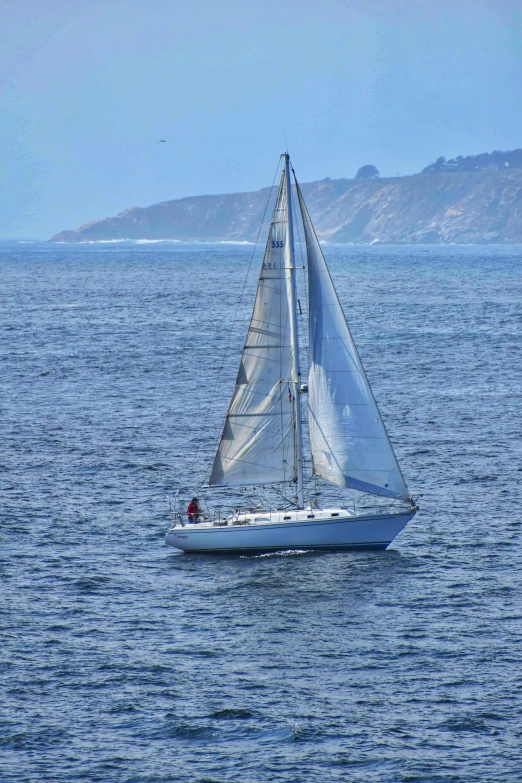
[178,507,357,529]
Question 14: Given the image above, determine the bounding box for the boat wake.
[240,549,310,559]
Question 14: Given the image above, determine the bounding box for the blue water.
[1,241,521,782]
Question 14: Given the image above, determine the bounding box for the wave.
[216,240,255,245]
[57,238,257,246]
[75,238,184,245]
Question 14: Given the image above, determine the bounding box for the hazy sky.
[1,0,521,238]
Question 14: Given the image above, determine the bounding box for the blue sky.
[1,0,521,238]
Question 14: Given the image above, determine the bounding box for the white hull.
[165,509,416,553]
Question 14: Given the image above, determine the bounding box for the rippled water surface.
[1,241,521,782]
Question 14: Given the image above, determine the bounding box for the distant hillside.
[51,168,522,245]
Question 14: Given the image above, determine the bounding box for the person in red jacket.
[187,497,201,523]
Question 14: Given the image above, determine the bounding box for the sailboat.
[166,154,418,553]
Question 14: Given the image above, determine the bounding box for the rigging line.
[280,169,294,486]
[276,171,286,485]
[291,168,308,361]
[291,167,308,312]
[291,171,306,275]
[189,156,284,489]
[279,192,285,484]
[290,167,310,482]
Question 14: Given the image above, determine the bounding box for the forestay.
[296,184,410,500]
[208,173,297,487]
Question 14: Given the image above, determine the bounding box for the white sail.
[296,184,410,501]
[209,172,297,487]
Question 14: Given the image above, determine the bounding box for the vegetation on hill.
[356,164,380,179]
[422,148,522,173]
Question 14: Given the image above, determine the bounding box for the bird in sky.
[159,139,167,143]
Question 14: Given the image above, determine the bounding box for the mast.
[284,153,304,508]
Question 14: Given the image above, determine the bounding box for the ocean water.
[1,240,521,783]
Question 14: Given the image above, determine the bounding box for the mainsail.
[296,183,410,501]
[208,172,297,487]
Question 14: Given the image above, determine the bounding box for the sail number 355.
[271,240,284,248]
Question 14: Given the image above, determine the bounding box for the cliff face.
[50,169,522,244]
